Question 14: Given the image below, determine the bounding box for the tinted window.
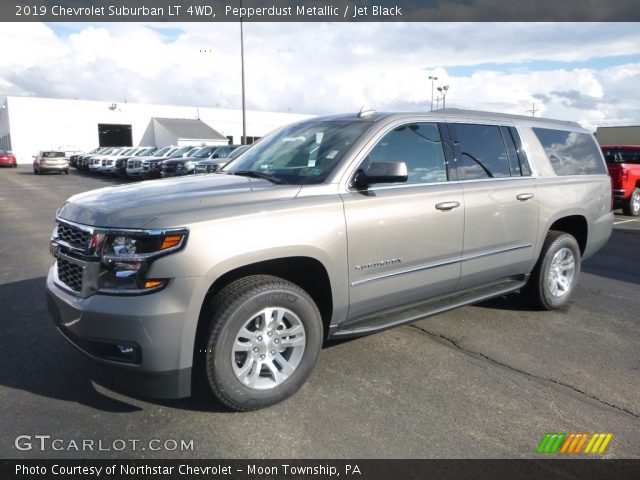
[454,124,511,179]
[225,121,371,185]
[365,122,447,184]
[42,151,66,158]
[533,128,606,175]
[602,148,640,165]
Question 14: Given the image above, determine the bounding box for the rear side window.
[533,128,606,175]
[602,148,640,165]
[453,124,511,179]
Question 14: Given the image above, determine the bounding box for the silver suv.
[46,110,613,411]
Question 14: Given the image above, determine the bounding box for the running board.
[330,275,528,339]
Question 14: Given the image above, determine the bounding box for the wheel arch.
[546,215,588,255]
[192,255,336,375]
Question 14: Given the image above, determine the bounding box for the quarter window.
[533,128,606,175]
[364,122,447,185]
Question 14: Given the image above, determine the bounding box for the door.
[342,121,464,319]
[448,123,539,288]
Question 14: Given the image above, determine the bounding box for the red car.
[601,145,640,216]
[0,150,17,168]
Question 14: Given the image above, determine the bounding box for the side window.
[453,124,511,180]
[532,128,606,175]
[365,122,447,185]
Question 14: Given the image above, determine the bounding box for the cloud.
[0,22,639,129]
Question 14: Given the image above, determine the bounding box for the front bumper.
[46,266,200,398]
[126,167,144,177]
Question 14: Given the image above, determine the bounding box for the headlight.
[185,161,196,171]
[98,230,187,295]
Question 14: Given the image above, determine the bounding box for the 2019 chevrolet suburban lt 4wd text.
[47,110,613,411]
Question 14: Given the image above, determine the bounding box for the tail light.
[620,167,629,183]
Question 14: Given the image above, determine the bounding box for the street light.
[428,75,438,112]
[437,85,450,109]
[239,0,247,145]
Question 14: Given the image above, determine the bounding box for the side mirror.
[353,161,408,190]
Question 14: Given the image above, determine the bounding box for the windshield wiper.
[230,170,288,184]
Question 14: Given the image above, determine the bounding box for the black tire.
[63,170,69,175]
[202,275,323,411]
[33,167,39,175]
[524,231,581,310]
[622,188,640,217]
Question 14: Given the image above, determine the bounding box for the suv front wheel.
[524,231,581,310]
[203,275,323,411]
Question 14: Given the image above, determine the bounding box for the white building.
[0,96,313,163]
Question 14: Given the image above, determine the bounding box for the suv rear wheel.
[203,275,323,411]
[623,187,640,216]
[524,231,581,310]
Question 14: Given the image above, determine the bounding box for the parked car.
[0,150,17,168]
[142,145,194,179]
[94,148,129,174]
[33,151,69,175]
[47,110,613,411]
[78,147,114,171]
[127,146,174,179]
[194,145,250,174]
[109,147,157,177]
[601,145,640,216]
[161,145,236,177]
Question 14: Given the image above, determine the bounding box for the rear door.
[447,122,539,289]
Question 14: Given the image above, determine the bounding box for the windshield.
[224,120,371,184]
[170,147,193,157]
[226,145,249,160]
[191,146,217,158]
[136,147,155,156]
[153,147,172,157]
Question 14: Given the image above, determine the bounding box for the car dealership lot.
[0,166,638,459]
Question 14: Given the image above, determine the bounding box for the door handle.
[516,193,534,201]
[435,201,461,211]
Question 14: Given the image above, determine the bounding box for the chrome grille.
[57,223,91,250]
[56,256,83,292]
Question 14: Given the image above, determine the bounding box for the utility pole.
[527,102,539,117]
[435,97,442,110]
[240,0,247,145]
[428,75,438,112]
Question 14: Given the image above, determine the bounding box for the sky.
[0,22,639,131]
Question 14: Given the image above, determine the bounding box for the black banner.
[4,459,640,480]
[3,0,640,22]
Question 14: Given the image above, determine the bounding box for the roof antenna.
[358,105,376,118]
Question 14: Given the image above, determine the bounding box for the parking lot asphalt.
[0,165,638,459]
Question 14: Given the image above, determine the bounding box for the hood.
[57,174,302,228]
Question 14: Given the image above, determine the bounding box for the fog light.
[117,345,135,356]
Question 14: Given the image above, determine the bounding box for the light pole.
[428,75,438,112]
[437,85,450,109]
[240,0,247,145]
